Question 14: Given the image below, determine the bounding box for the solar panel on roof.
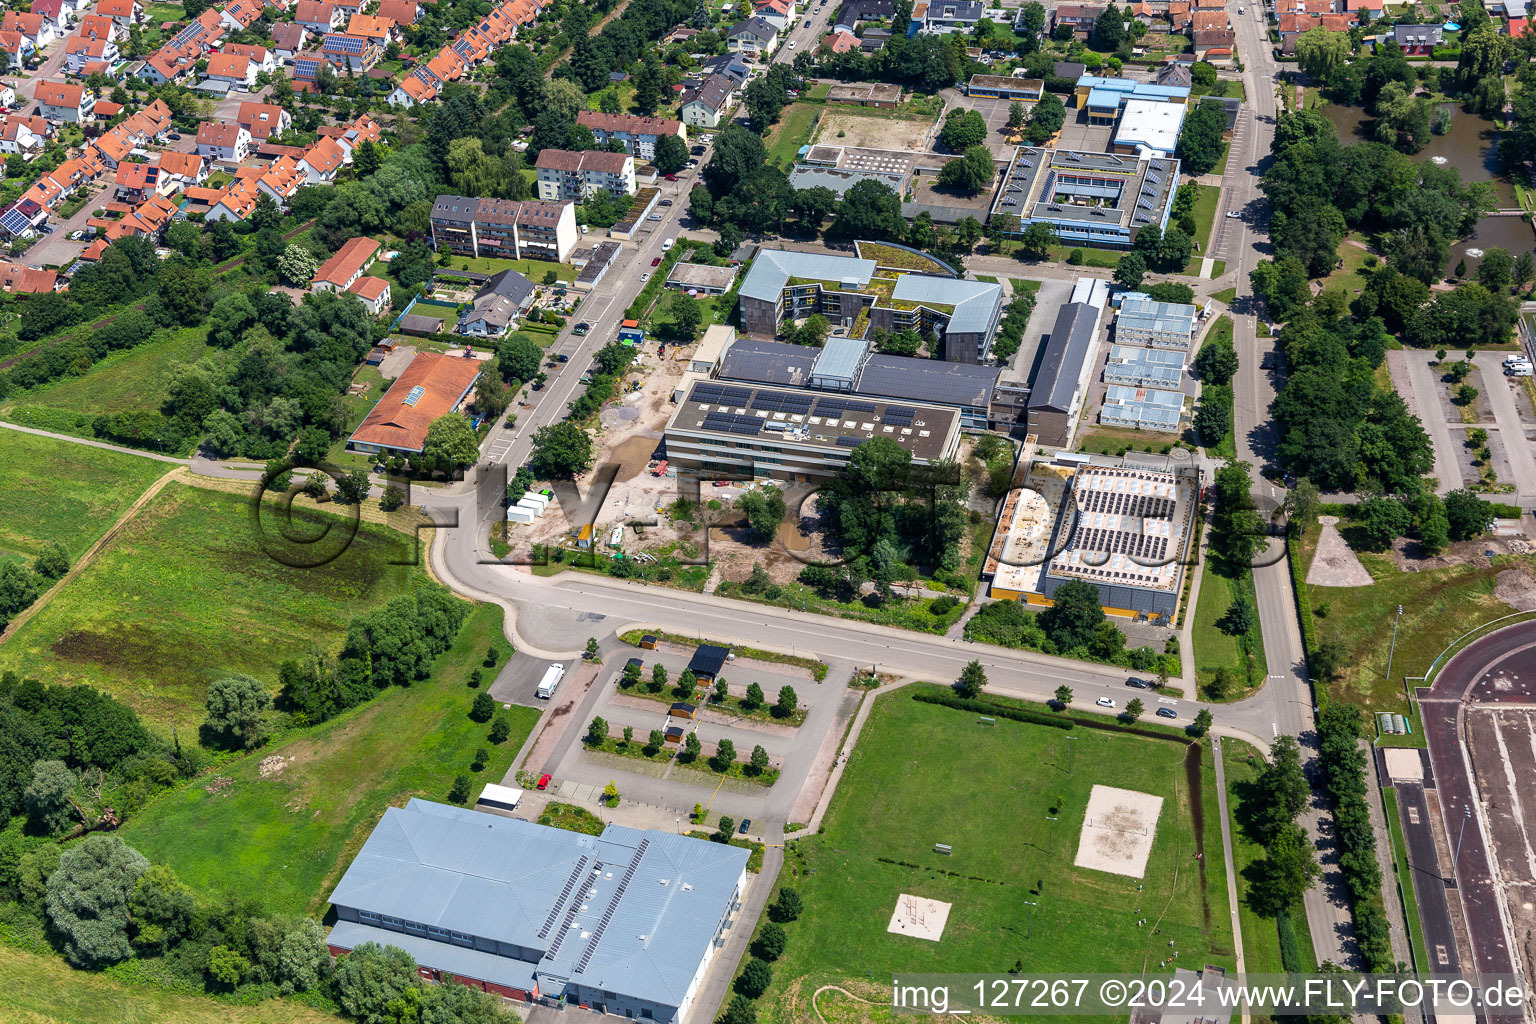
[403,385,425,407]
[836,435,864,447]
[840,400,877,413]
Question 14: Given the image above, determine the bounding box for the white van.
[1507,362,1534,377]
[536,663,566,699]
[1504,353,1531,367]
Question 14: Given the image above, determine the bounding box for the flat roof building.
[1026,277,1108,447]
[663,377,961,481]
[665,261,737,296]
[1116,294,1199,350]
[1112,98,1186,157]
[989,147,1179,249]
[326,799,749,1022]
[1100,384,1184,432]
[984,457,1200,620]
[965,75,1044,100]
[1104,344,1184,388]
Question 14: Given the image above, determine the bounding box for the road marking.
[1272,722,1278,737]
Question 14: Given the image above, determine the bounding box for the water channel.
[1315,101,1534,276]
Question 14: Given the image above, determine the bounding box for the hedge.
[911,692,1074,730]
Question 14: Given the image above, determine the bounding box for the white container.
[507,507,535,524]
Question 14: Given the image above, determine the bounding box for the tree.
[1356,495,1413,550]
[203,674,272,750]
[666,292,704,341]
[471,691,495,722]
[744,682,766,709]
[1210,460,1268,570]
[496,333,543,386]
[489,716,512,743]
[828,179,906,242]
[530,421,594,479]
[1038,579,1105,651]
[1252,821,1321,914]
[774,685,797,718]
[937,145,996,193]
[1172,100,1227,178]
[1515,252,1534,291]
[207,945,251,988]
[749,744,770,775]
[1189,708,1214,737]
[1217,596,1255,637]
[938,108,988,150]
[25,760,76,834]
[129,864,195,954]
[1122,697,1145,722]
[1478,247,1514,290]
[652,663,669,692]
[276,244,319,285]
[1445,488,1492,540]
[739,486,787,542]
[1113,251,1147,291]
[771,886,803,922]
[957,659,987,698]
[644,729,665,755]
[333,468,372,506]
[1016,221,1058,261]
[603,779,620,805]
[1253,734,1310,840]
[422,413,480,473]
[1053,684,1073,707]
[586,716,608,746]
[1206,666,1234,700]
[335,942,421,1024]
[448,773,472,803]
[1296,27,1351,80]
[1415,490,1451,555]
[655,133,689,175]
[1007,100,1029,131]
[711,737,736,771]
[1457,383,1479,406]
[753,921,787,961]
[1155,225,1193,273]
[714,677,729,703]
[718,994,759,1024]
[737,958,773,998]
[45,834,149,967]
[1090,2,1124,50]
[684,730,702,763]
[1025,92,1065,145]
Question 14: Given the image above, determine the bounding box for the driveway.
[1471,351,1536,502]
[27,196,97,268]
[1388,350,1463,494]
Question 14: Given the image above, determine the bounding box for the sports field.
[119,603,539,916]
[0,429,166,564]
[0,483,422,729]
[760,686,1234,1024]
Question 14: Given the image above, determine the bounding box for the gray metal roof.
[1029,302,1101,413]
[718,338,816,386]
[1116,294,1197,338]
[811,336,868,384]
[890,275,1002,336]
[1105,344,1183,388]
[738,248,876,304]
[1102,384,1183,430]
[328,800,748,1010]
[328,921,539,991]
[856,354,999,408]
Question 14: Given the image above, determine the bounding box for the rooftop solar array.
[690,382,753,406]
[750,391,814,414]
[700,411,762,436]
[812,398,877,418]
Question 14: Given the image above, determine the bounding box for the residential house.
[31,0,76,32]
[271,21,308,59]
[375,0,419,24]
[1193,27,1234,51]
[218,0,262,29]
[64,34,117,72]
[93,0,140,28]
[311,235,379,292]
[859,26,890,49]
[919,0,985,33]
[321,32,381,71]
[834,0,893,29]
[237,100,290,140]
[294,0,341,31]
[347,275,390,314]
[157,150,206,188]
[679,72,736,128]
[0,84,21,109]
[456,269,535,336]
[253,153,305,204]
[205,52,257,88]
[196,120,252,161]
[330,0,365,17]
[430,195,579,262]
[0,196,50,236]
[822,28,858,51]
[576,111,686,161]
[726,16,779,51]
[317,112,380,159]
[1276,11,1351,51]
[534,148,635,201]
[387,67,437,106]
[1191,10,1226,31]
[290,50,325,84]
[0,32,34,68]
[297,135,344,183]
[0,260,57,292]
[1155,61,1192,88]
[2,12,56,49]
[1343,0,1383,12]
[0,117,45,157]
[76,11,120,40]
[36,80,93,122]
[346,13,395,44]
[1510,15,1530,36]
[206,176,260,221]
[1393,22,1441,52]
[113,159,162,200]
[223,42,276,72]
[1052,3,1104,38]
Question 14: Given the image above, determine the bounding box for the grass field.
[0,943,342,1024]
[119,604,538,917]
[1192,563,1267,699]
[1381,787,1428,971]
[0,326,209,444]
[1189,183,1221,254]
[1078,426,1182,456]
[1320,241,1374,301]
[438,256,577,282]
[766,103,821,169]
[758,686,1234,1024]
[1295,520,1536,708]
[0,430,166,564]
[0,484,422,729]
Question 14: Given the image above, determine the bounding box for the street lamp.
[1067,735,1077,776]
[1022,899,1037,939]
[1045,814,1058,855]
[1452,805,1473,875]
[1385,604,1403,698]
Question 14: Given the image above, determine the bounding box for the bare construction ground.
[813,109,935,152]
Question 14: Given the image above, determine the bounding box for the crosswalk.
[487,436,516,465]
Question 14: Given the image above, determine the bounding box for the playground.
[757,686,1234,1024]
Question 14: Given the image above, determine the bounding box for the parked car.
[573,322,590,334]
[1226,211,1241,218]
[1096,696,1116,708]
[739,818,752,834]
[536,773,551,790]
[660,198,673,206]
[664,173,678,181]
[1156,707,1178,719]
[651,256,662,266]
[640,273,649,282]
[1126,677,1149,689]
[168,132,182,140]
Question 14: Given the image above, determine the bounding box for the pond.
[1316,101,1534,276]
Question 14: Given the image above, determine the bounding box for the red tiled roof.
[36,80,85,107]
[158,150,203,177]
[350,351,481,452]
[206,52,251,78]
[196,120,245,148]
[301,135,345,174]
[312,234,379,286]
[576,110,684,137]
[348,274,390,300]
[0,261,57,293]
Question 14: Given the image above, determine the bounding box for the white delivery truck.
[536,662,566,699]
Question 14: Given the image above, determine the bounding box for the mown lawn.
[0,430,166,564]
[766,103,821,169]
[438,255,577,282]
[119,603,539,917]
[758,686,1234,1024]
[1191,562,1267,699]
[0,942,343,1024]
[1320,241,1374,301]
[1222,739,1314,974]
[1189,183,1221,253]
[0,326,209,445]
[0,484,421,730]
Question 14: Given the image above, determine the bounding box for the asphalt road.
[1380,749,1464,976]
